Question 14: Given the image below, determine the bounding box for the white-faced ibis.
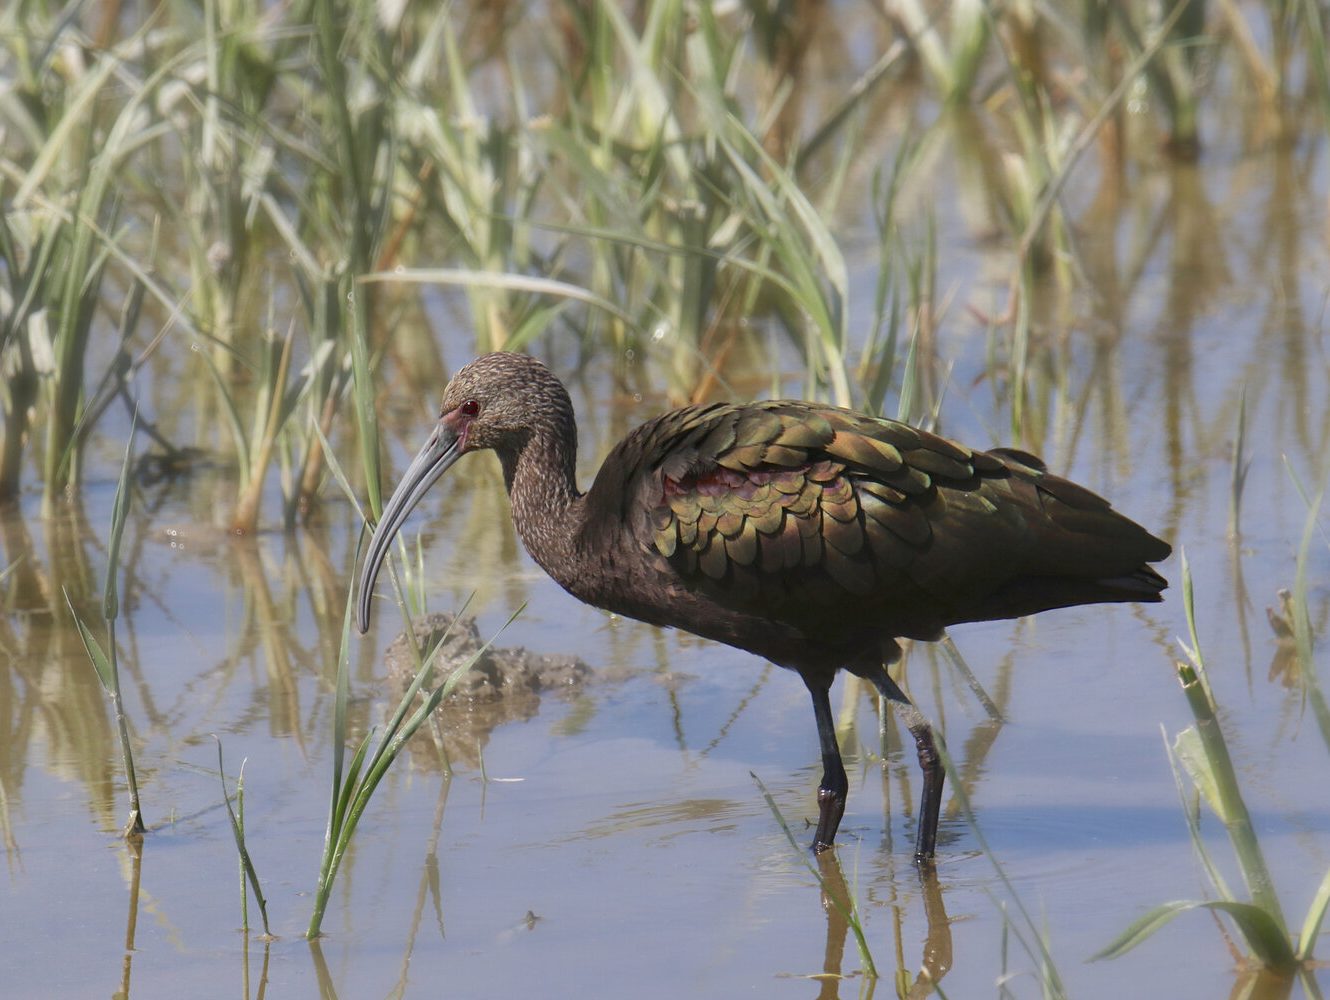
[356,352,1170,860]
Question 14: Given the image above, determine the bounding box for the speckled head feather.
[440,353,579,481]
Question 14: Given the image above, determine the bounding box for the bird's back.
[578,400,1169,664]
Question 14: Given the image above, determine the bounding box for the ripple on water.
[934,792,1191,901]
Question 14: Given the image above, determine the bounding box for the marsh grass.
[306,573,522,939]
[886,0,988,103]
[1,0,1329,989]
[1095,552,1330,979]
[4,0,1324,515]
[63,422,144,836]
[215,739,271,937]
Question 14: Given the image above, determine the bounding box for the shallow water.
[4,23,1330,1000]
[3,306,1326,1000]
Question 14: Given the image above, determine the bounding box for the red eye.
[459,399,480,418]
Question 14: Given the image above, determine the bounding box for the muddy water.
[3,116,1330,1000]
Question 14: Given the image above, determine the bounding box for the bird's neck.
[500,424,588,592]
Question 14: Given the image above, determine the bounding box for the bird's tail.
[955,562,1168,624]
[1094,564,1169,601]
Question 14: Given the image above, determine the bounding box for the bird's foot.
[811,786,846,853]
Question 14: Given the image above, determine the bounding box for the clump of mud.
[384,612,591,768]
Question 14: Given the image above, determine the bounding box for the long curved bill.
[355,423,464,633]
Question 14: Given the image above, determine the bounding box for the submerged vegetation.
[1,0,1328,995]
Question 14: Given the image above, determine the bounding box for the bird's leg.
[869,670,944,863]
[805,677,848,853]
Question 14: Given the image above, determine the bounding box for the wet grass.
[215,739,270,938]
[1,0,1329,992]
[5,1,1328,511]
[307,580,521,939]
[1096,553,1330,986]
[63,422,144,837]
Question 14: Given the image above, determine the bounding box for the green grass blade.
[1296,864,1330,961]
[12,47,123,208]
[102,414,136,622]
[1165,553,1297,965]
[1299,0,1330,123]
[1014,0,1194,267]
[1179,548,1204,674]
[195,342,252,473]
[1285,462,1330,753]
[371,602,525,779]
[215,739,270,937]
[750,772,877,979]
[333,728,375,845]
[331,607,525,868]
[935,734,1068,997]
[310,416,367,523]
[1162,724,1235,903]
[332,537,361,790]
[1094,900,1296,970]
[361,268,641,333]
[62,586,143,834]
[309,598,524,939]
[63,590,114,691]
[309,537,362,937]
[1171,725,1229,823]
[1175,655,1287,932]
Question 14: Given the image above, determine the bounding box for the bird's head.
[436,352,568,453]
[355,352,573,633]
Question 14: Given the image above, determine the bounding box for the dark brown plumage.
[356,351,1171,860]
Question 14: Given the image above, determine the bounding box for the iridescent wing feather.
[594,401,1167,641]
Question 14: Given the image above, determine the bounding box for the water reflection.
[118,838,142,1000]
[0,500,119,833]
[388,777,451,1000]
[308,938,339,1000]
[241,929,272,1000]
[811,853,953,1000]
[832,640,1010,858]
[0,11,1327,999]
[384,612,591,771]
